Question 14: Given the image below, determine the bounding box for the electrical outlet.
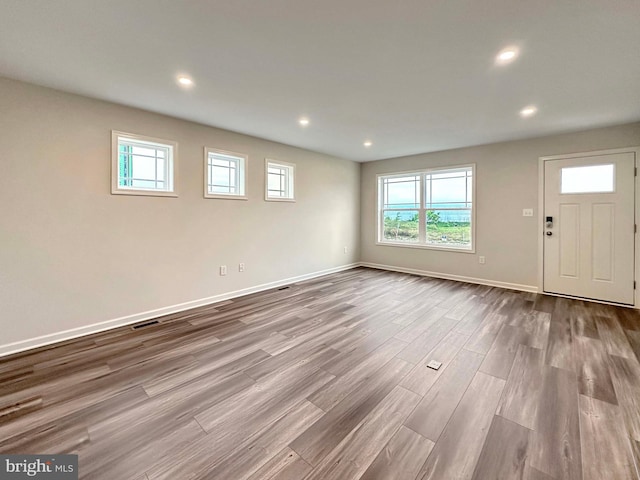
[343,246,348,254]
[522,208,534,217]
[479,256,486,264]
[239,263,245,272]
[220,265,227,276]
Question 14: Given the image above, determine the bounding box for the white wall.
[2,76,638,355]
[0,78,360,353]
[360,122,640,290]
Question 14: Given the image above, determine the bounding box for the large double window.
[377,164,475,251]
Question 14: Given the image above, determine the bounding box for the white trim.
[111,130,179,197]
[204,194,248,201]
[539,146,640,162]
[16,258,640,358]
[360,261,538,293]
[528,290,639,308]
[204,147,248,199]
[537,156,545,295]
[265,158,296,202]
[0,263,359,358]
[538,146,640,308]
[374,241,475,254]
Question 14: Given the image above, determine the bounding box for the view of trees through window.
[379,166,473,249]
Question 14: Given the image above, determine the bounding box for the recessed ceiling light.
[520,105,538,117]
[299,117,310,126]
[177,75,194,87]
[496,47,519,65]
[363,141,373,148]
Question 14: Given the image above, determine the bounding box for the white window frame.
[376,164,476,253]
[111,131,178,197]
[265,159,295,202]
[204,147,248,200]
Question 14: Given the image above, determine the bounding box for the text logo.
[0,455,78,479]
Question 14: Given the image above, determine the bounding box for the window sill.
[375,241,475,254]
[204,194,248,200]
[111,189,178,198]
[265,197,296,202]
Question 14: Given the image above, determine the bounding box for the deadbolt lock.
[546,216,553,228]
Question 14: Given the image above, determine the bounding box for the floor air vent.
[132,320,160,330]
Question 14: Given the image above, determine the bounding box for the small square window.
[204,148,247,199]
[265,159,295,201]
[111,131,177,197]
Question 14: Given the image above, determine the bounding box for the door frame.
[537,146,640,308]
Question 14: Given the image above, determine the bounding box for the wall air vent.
[132,320,160,330]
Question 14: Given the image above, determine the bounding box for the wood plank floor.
[1,267,640,479]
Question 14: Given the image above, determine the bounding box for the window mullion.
[234,160,240,194]
[154,149,159,190]
[127,146,133,187]
[419,174,426,244]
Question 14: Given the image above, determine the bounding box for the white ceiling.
[1,0,639,161]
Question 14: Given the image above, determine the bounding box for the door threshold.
[541,290,635,308]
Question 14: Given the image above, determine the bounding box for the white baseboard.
[0,263,360,358]
[359,262,539,293]
[0,261,539,358]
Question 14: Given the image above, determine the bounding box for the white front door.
[543,151,636,304]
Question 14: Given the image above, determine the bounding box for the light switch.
[522,209,534,217]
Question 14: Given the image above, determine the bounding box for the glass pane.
[383,176,419,209]
[213,168,230,186]
[130,145,158,158]
[131,156,156,181]
[211,185,232,194]
[426,209,472,248]
[382,210,419,243]
[212,158,231,168]
[268,172,283,193]
[561,164,614,194]
[215,153,240,162]
[131,179,157,189]
[431,170,467,180]
[118,152,131,186]
[427,173,467,207]
[156,158,166,181]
